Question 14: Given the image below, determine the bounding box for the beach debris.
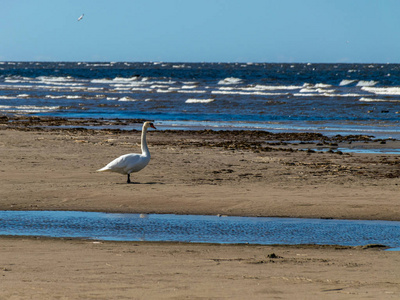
[267,253,282,259]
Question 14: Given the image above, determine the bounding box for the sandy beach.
[0,120,399,298]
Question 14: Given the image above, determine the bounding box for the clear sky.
[1,0,399,63]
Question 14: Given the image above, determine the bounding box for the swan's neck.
[141,127,150,156]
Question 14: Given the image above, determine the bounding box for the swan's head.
[143,121,157,130]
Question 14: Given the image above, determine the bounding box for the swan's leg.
[127,173,131,184]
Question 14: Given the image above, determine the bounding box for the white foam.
[118,96,137,102]
[242,85,301,91]
[112,82,147,88]
[212,90,286,96]
[177,90,207,94]
[150,85,169,89]
[90,63,112,67]
[339,79,356,86]
[113,76,139,82]
[300,88,317,93]
[0,105,60,113]
[37,76,73,82]
[360,97,400,102]
[91,79,113,84]
[294,93,361,97]
[5,79,25,83]
[218,77,242,85]
[156,89,171,93]
[315,83,332,88]
[130,87,153,92]
[45,95,64,99]
[106,97,118,101]
[356,80,378,87]
[44,95,87,100]
[91,77,139,84]
[362,87,400,95]
[185,98,215,104]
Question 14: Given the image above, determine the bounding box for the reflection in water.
[0,211,399,248]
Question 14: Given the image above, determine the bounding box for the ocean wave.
[5,79,27,84]
[241,85,302,91]
[294,93,361,97]
[156,89,172,93]
[339,79,357,86]
[111,82,148,88]
[45,95,81,99]
[299,88,316,93]
[314,83,332,88]
[212,90,288,96]
[185,98,215,104]
[118,96,137,102]
[130,87,153,92]
[91,77,139,84]
[177,90,207,94]
[150,85,170,89]
[361,87,400,95]
[356,80,378,87]
[299,88,336,93]
[172,64,187,68]
[359,97,400,102]
[0,105,60,113]
[114,87,132,91]
[218,77,242,85]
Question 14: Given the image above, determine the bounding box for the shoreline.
[0,120,399,221]
[2,115,400,141]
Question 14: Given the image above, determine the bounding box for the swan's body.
[97,121,156,183]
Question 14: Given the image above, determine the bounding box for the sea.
[1,61,400,139]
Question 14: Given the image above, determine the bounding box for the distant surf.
[1,62,400,138]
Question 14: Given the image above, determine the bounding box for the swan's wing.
[98,153,142,174]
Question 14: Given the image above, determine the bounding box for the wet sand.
[0,118,400,298]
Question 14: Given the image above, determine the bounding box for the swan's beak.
[150,123,157,129]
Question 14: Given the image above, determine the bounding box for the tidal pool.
[0,211,399,249]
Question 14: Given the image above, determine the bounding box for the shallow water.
[0,211,399,249]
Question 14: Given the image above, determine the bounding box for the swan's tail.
[97,166,111,172]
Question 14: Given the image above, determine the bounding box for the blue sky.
[1,0,399,63]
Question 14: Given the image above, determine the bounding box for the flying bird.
[97,122,157,183]
[77,14,84,21]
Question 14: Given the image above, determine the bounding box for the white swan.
[97,121,156,183]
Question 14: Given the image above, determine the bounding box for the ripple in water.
[0,211,399,249]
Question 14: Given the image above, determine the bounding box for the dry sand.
[0,122,399,298]
[1,237,399,299]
